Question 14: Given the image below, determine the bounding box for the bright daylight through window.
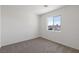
[48,16,61,31]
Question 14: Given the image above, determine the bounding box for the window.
[48,16,54,30]
[48,16,61,32]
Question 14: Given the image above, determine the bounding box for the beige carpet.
[0,37,79,53]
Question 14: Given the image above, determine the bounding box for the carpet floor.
[0,37,79,53]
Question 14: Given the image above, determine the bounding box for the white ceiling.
[22,5,65,15]
[5,5,65,15]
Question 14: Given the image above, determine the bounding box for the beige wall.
[1,6,39,46]
[40,6,79,50]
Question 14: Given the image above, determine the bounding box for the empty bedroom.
[0,5,79,53]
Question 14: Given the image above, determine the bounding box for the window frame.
[47,15,61,32]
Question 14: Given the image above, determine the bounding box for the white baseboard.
[41,36,79,50]
[2,36,39,47]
